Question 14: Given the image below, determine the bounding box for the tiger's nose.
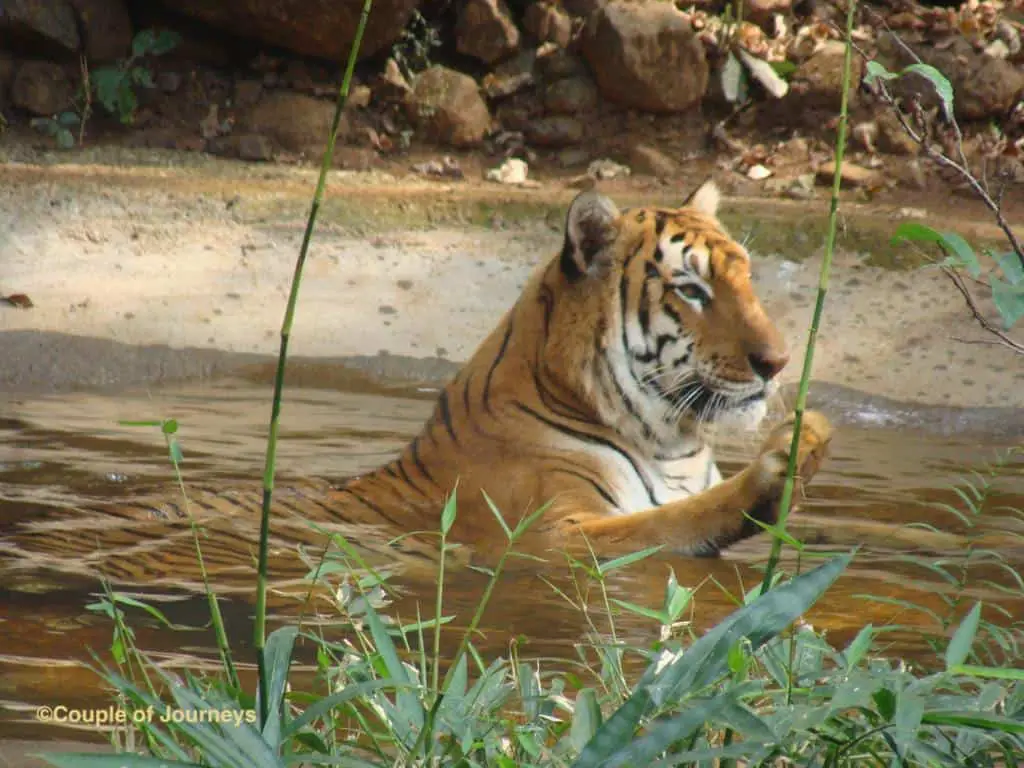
[748,349,790,381]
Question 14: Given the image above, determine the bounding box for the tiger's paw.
[754,410,833,494]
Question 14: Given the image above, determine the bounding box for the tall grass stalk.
[253,0,374,729]
[758,0,858,597]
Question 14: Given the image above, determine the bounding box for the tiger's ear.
[683,178,720,217]
[560,190,620,281]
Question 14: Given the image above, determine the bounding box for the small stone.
[523,1,573,48]
[535,47,588,82]
[588,157,631,180]
[373,58,412,104]
[240,91,349,154]
[543,75,599,114]
[525,115,584,146]
[815,161,882,189]
[348,84,371,109]
[11,61,72,116]
[456,0,520,65]
[233,78,263,107]
[785,174,816,200]
[627,143,677,178]
[486,157,529,184]
[747,163,773,180]
[158,71,183,93]
[557,148,591,168]
[237,134,273,161]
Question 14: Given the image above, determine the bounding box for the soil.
[0,140,1021,411]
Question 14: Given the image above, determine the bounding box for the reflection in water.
[1,372,1022,741]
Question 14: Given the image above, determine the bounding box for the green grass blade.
[38,757,201,768]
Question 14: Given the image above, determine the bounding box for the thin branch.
[942,267,1024,355]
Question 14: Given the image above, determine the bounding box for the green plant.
[30,111,80,149]
[390,9,443,82]
[864,55,1024,353]
[92,29,180,125]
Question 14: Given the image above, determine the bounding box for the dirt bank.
[1,150,1021,410]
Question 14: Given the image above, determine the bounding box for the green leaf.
[921,709,1024,734]
[891,223,980,277]
[169,439,184,465]
[873,687,897,720]
[609,598,667,624]
[581,697,729,768]
[843,623,875,668]
[131,66,155,88]
[92,67,123,113]
[481,490,512,540]
[282,679,406,737]
[105,593,177,628]
[644,552,852,705]
[770,59,798,79]
[902,63,955,121]
[571,687,650,768]
[996,251,1024,285]
[162,418,179,434]
[864,60,897,86]
[597,545,662,575]
[950,663,1024,681]
[151,30,182,56]
[56,129,75,150]
[119,420,163,427]
[990,276,1024,330]
[38,756,201,767]
[132,29,157,57]
[945,602,982,669]
[439,486,458,537]
[57,111,79,126]
[570,688,602,754]
[722,51,745,104]
[261,626,298,746]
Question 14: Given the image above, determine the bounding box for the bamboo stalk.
[253,0,375,728]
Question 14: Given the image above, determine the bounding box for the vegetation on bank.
[37,1,1024,767]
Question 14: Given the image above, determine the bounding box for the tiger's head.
[546,180,788,453]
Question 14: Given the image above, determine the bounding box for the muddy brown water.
[1,366,1023,745]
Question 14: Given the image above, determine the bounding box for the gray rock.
[526,115,584,146]
[11,61,73,116]
[582,1,707,113]
[67,0,133,62]
[0,0,80,53]
[543,75,598,114]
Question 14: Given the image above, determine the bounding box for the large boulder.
[66,0,133,62]
[151,0,421,61]
[11,60,73,115]
[0,0,80,53]
[406,66,491,147]
[455,0,520,65]
[582,1,707,113]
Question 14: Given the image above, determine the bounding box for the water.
[1,368,1022,743]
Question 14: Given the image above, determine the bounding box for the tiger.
[3,180,834,586]
[329,179,833,560]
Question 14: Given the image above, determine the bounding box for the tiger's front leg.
[562,411,834,557]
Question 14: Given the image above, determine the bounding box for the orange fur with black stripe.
[329,181,833,559]
[4,183,834,583]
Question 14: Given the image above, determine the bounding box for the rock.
[525,115,584,146]
[543,75,598,114]
[588,157,630,179]
[239,91,348,155]
[372,58,412,104]
[237,133,274,161]
[875,110,918,156]
[158,71,183,93]
[149,0,420,61]
[784,174,816,200]
[482,52,536,100]
[11,61,73,116]
[746,0,792,20]
[561,0,606,16]
[815,161,882,189]
[535,47,588,82]
[0,52,15,107]
[582,0,707,113]
[66,0,133,62]
[412,156,465,179]
[523,1,573,48]
[233,79,263,107]
[407,66,491,147]
[486,158,529,184]
[455,0,520,65]
[0,0,80,53]
[747,163,773,180]
[790,41,864,108]
[627,143,677,177]
[557,148,591,167]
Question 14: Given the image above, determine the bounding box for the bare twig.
[943,267,1024,355]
